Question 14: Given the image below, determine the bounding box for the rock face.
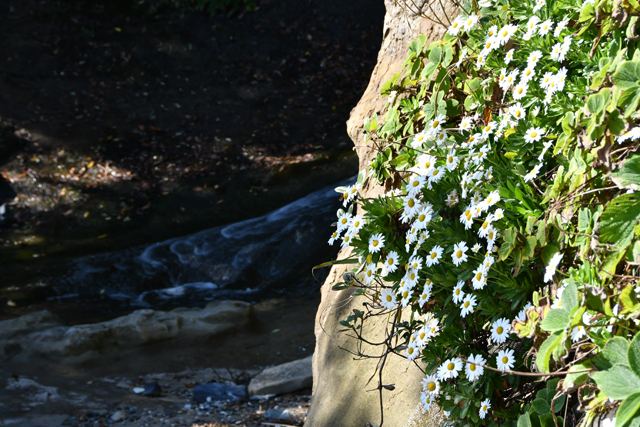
[0,300,253,362]
[248,355,313,396]
[305,2,456,427]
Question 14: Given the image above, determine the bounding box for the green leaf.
[587,92,606,115]
[608,109,626,135]
[518,413,532,427]
[540,309,570,332]
[611,155,640,191]
[629,332,640,378]
[537,331,564,372]
[561,281,578,313]
[429,46,442,65]
[613,61,640,91]
[617,392,640,427]
[592,364,640,400]
[621,285,640,314]
[532,399,551,415]
[600,193,640,249]
[563,362,592,391]
[602,337,630,368]
[523,236,537,260]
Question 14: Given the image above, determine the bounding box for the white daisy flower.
[453,281,466,304]
[527,50,542,67]
[347,214,365,236]
[525,16,540,34]
[493,208,504,220]
[406,341,420,361]
[459,116,473,131]
[524,163,543,183]
[418,284,432,307]
[328,230,341,245]
[426,245,443,267]
[472,267,488,290]
[446,151,459,171]
[505,49,515,64]
[340,234,352,249]
[463,15,478,31]
[496,24,518,46]
[337,211,352,231]
[368,233,385,254]
[571,325,587,342]
[435,129,448,145]
[452,242,469,266]
[506,69,519,88]
[465,353,486,381]
[461,294,477,317]
[537,19,553,36]
[509,103,526,120]
[524,127,544,144]
[414,205,433,230]
[421,392,434,411]
[496,348,515,371]
[533,0,546,12]
[411,154,436,176]
[471,243,482,253]
[550,42,563,61]
[380,288,397,310]
[437,358,463,380]
[362,262,377,285]
[617,127,640,144]
[544,252,563,282]
[411,132,430,149]
[422,374,440,396]
[521,66,536,82]
[554,19,569,37]
[426,317,440,338]
[403,195,421,217]
[427,114,447,138]
[460,207,474,230]
[384,251,399,274]
[491,318,511,343]
[445,189,459,207]
[486,25,498,39]
[479,398,491,419]
[513,82,528,100]
[407,175,426,196]
[448,16,464,36]
[428,166,445,185]
[408,255,423,271]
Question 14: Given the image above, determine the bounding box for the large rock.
[248,355,313,396]
[0,300,253,362]
[305,2,456,427]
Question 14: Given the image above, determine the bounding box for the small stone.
[263,408,297,423]
[111,410,127,422]
[192,382,246,403]
[133,387,145,394]
[142,382,162,397]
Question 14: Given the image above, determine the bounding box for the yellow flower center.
[426,279,432,286]
[428,382,436,391]
[345,236,350,242]
[410,273,416,280]
[497,326,504,334]
[502,356,508,364]
[516,110,521,117]
[464,301,470,308]
[517,87,523,94]
[373,240,379,247]
[367,270,372,277]
[486,42,491,49]
[343,192,349,199]
[433,120,440,128]
[386,295,392,302]
[455,289,460,295]
[447,362,455,370]
[354,221,360,227]
[431,253,437,259]
[456,250,463,258]
[487,197,493,204]
[483,222,489,229]
[501,30,508,36]
[469,363,476,371]
[425,161,431,168]
[419,214,426,222]
[420,332,426,339]
[531,132,537,138]
[388,258,394,265]
[476,273,482,280]
[432,169,438,176]
[408,347,414,355]
[403,291,409,298]
[408,199,415,208]
[453,22,459,28]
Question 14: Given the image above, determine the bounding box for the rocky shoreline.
[0,295,319,426]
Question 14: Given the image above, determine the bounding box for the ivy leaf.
[616,392,640,427]
[540,309,570,332]
[599,193,640,249]
[592,364,640,400]
[613,61,640,90]
[611,155,640,191]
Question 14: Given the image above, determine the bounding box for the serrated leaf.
[541,309,570,332]
[617,392,640,427]
[592,364,640,400]
[600,193,640,249]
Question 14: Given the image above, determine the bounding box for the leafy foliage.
[325,0,640,425]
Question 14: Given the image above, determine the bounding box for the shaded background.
[0,0,386,320]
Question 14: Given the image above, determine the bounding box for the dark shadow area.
[0,0,386,318]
